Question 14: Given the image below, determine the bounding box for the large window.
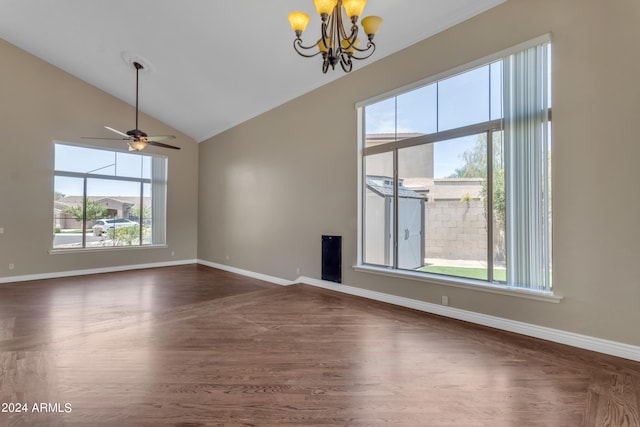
[359,36,552,292]
[53,143,167,249]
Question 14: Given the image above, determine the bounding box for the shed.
[364,176,425,270]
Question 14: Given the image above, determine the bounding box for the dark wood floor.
[0,265,638,426]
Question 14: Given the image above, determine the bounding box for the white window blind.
[504,42,552,291]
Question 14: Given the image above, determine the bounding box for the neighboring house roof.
[58,196,150,206]
[365,133,426,146]
[54,200,72,210]
[367,176,484,202]
[402,177,484,201]
[366,176,424,199]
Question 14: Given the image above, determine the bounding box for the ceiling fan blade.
[82,64,176,151]
[81,136,131,141]
[148,140,181,150]
[147,135,176,142]
[104,126,130,138]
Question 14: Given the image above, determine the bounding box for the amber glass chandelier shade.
[288,11,311,33]
[342,0,367,18]
[313,0,338,16]
[361,15,383,35]
[317,39,330,53]
[341,38,360,53]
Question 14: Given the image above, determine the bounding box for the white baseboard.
[0,259,198,284]
[3,259,638,362]
[201,260,640,363]
[197,260,294,286]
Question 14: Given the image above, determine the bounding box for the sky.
[365,61,503,178]
[54,144,152,197]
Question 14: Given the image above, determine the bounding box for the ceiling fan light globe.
[129,140,148,151]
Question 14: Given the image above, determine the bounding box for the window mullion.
[139,181,144,246]
[363,119,503,156]
[486,131,494,282]
[393,148,399,269]
[82,177,88,248]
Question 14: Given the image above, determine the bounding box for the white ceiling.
[0,0,504,143]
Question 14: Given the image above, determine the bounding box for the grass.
[418,265,507,282]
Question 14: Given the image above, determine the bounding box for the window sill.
[49,244,168,255]
[353,264,562,303]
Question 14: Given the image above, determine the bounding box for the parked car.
[92,218,139,236]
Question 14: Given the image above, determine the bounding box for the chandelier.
[287,0,383,73]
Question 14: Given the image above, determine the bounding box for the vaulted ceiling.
[0,0,504,142]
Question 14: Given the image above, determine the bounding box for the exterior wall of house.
[198,0,640,347]
[0,38,199,277]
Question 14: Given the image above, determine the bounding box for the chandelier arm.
[349,42,377,60]
[339,21,359,47]
[320,17,331,46]
[325,8,338,56]
[339,53,353,73]
[293,38,323,58]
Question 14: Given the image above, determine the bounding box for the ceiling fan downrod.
[133,61,143,132]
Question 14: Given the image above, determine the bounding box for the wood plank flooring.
[0,264,638,426]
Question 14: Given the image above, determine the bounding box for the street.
[53,233,104,248]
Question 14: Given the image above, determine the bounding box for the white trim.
[197,260,294,286]
[54,139,168,160]
[356,106,365,265]
[353,264,562,303]
[298,276,639,362]
[3,260,638,362]
[49,244,168,255]
[196,261,640,363]
[0,259,197,284]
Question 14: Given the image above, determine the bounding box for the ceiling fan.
[83,61,180,151]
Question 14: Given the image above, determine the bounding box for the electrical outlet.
[0,227,4,234]
[296,267,300,275]
[441,295,449,306]
[8,263,15,270]
[171,251,175,257]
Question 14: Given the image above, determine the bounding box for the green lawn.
[418,265,507,282]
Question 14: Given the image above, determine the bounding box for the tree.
[54,191,66,201]
[64,200,109,223]
[129,205,151,222]
[448,140,487,179]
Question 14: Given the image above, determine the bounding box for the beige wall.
[198,0,640,346]
[0,38,199,276]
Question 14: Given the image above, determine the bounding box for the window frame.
[356,34,558,301]
[51,142,168,252]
